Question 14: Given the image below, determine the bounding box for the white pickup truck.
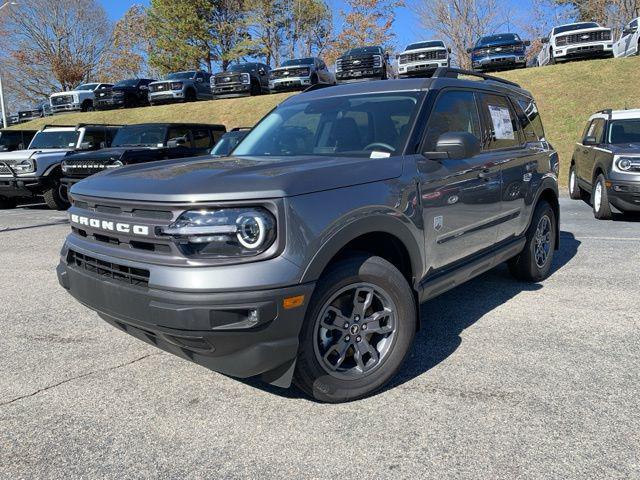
[49,83,113,114]
[537,22,614,66]
[396,40,450,77]
[614,17,640,57]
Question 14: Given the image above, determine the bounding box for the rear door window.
[478,93,521,150]
[168,127,193,146]
[191,128,213,148]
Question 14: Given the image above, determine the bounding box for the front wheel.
[568,164,582,199]
[508,200,557,282]
[294,255,417,403]
[592,174,613,220]
[43,181,70,210]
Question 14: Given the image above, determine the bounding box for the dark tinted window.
[211,131,249,156]
[166,71,196,80]
[514,98,545,141]
[477,34,520,46]
[112,125,168,147]
[82,130,110,149]
[478,93,521,150]
[282,58,315,66]
[29,130,80,149]
[168,127,192,146]
[584,119,605,143]
[229,63,256,73]
[554,23,599,35]
[114,79,139,87]
[406,41,445,50]
[345,46,383,55]
[191,128,212,148]
[424,90,481,151]
[608,120,640,144]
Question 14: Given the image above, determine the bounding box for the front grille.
[0,164,14,175]
[399,50,446,63]
[558,31,610,45]
[271,67,310,78]
[63,160,110,176]
[474,45,519,56]
[51,95,74,106]
[67,250,150,287]
[95,87,112,99]
[338,55,377,71]
[214,74,243,85]
[149,82,170,93]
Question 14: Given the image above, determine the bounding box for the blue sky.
[100,0,563,51]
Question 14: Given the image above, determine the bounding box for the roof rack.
[431,67,521,88]
[40,123,123,131]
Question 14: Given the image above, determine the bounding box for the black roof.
[119,122,226,130]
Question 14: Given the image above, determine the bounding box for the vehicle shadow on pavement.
[386,230,581,392]
[239,231,581,401]
[578,198,640,222]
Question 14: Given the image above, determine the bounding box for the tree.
[0,0,113,102]
[413,0,503,69]
[327,0,403,65]
[147,0,248,74]
[285,0,333,59]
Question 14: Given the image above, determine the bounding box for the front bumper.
[212,83,252,98]
[398,60,448,77]
[608,177,640,212]
[56,240,315,386]
[51,103,82,114]
[553,42,613,60]
[336,67,385,83]
[148,91,184,104]
[472,54,526,70]
[95,97,126,109]
[0,174,48,197]
[269,76,312,92]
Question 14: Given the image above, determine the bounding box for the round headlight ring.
[236,213,267,249]
[618,158,632,171]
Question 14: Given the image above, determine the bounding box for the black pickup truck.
[61,123,226,187]
[95,79,157,110]
[335,46,394,83]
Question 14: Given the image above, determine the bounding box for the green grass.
[13,56,640,184]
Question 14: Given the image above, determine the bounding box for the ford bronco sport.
[57,68,560,403]
[569,109,640,218]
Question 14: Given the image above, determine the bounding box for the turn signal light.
[283,295,305,310]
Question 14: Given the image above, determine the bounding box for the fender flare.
[300,214,423,287]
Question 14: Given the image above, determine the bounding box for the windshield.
[406,41,445,50]
[477,34,520,46]
[608,120,640,144]
[228,63,256,73]
[76,84,99,91]
[554,23,600,35]
[112,125,168,147]
[282,58,314,66]
[114,79,139,87]
[211,131,249,156]
[345,47,382,55]
[166,71,196,80]
[28,131,79,149]
[233,92,421,158]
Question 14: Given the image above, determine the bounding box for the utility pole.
[0,1,19,128]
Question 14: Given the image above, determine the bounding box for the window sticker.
[370,151,391,159]
[488,105,515,140]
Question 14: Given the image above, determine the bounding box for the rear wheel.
[592,174,613,220]
[294,255,416,403]
[568,164,582,200]
[250,81,261,96]
[185,89,197,102]
[43,181,70,211]
[81,101,94,112]
[508,200,556,282]
[0,196,17,209]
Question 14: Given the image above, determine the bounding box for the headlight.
[161,207,276,258]
[170,82,183,90]
[615,156,640,172]
[13,158,36,174]
[105,159,124,169]
[241,73,251,84]
[556,36,567,46]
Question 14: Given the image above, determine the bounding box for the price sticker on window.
[488,105,515,140]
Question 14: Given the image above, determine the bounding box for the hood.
[272,64,310,72]
[474,39,524,50]
[607,144,640,155]
[0,149,69,165]
[557,26,610,36]
[64,147,151,162]
[51,90,83,98]
[70,154,403,202]
[402,46,447,54]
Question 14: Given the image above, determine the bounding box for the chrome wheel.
[594,181,603,212]
[534,215,552,268]
[313,283,397,380]
[569,170,576,192]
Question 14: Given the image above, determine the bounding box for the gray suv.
[148,71,213,105]
[269,57,335,92]
[57,68,560,403]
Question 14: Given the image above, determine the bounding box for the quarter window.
[478,93,521,150]
[423,90,481,152]
[514,98,545,141]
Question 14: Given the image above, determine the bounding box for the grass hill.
[12,56,640,184]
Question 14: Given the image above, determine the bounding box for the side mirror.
[196,77,204,83]
[524,40,531,46]
[448,47,452,53]
[541,37,549,44]
[432,132,481,160]
[167,136,188,148]
[583,136,598,145]
[79,141,94,150]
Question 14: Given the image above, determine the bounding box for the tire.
[568,163,582,200]
[250,81,261,96]
[310,73,318,86]
[549,50,556,65]
[0,197,17,209]
[508,200,557,282]
[81,101,94,112]
[43,181,70,211]
[294,254,417,403]
[592,173,613,220]
[185,89,197,102]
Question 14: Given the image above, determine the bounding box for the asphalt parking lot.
[1,196,639,479]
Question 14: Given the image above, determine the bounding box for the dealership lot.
[1,197,639,479]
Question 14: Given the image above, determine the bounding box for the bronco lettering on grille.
[70,214,150,236]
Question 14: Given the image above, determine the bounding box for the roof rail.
[73,123,123,130]
[431,67,521,88]
[596,109,612,118]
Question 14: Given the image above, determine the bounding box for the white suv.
[537,22,614,66]
[614,17,640,57]
[49,83,112,114]
[397,40,450,77]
